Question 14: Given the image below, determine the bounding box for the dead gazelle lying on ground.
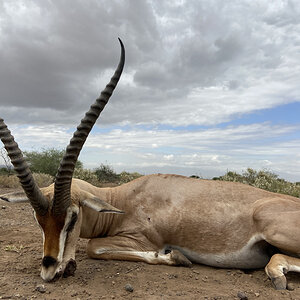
[1,40,300,290]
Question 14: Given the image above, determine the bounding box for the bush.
[214,168,300,197]
[73,168,100,186]
[95,164,120,183]
[119,171,142,184]
[94,164,143,185]
[33,173,54,187]
[24,148,83,177]
[0,167,14,176]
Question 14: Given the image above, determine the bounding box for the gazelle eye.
[66,212,78,233]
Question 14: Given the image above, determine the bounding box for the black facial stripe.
[42,256,57,268]
[66,212,78,233]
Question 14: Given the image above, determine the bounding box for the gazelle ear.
[0,191,28,203]
[81,196,124,214]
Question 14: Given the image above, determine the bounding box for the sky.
[0,0,300,181]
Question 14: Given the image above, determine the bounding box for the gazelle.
[1,39,300,290]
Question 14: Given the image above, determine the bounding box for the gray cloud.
[1,0,300,126]
[1,0,300,180]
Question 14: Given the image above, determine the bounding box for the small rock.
[2,206,6,209]
[237,291,248,300]
[281,291,287,295]
[287,283,295,291]
[35,284,46,294]
[125,284,134,293]
[254,292,260,297]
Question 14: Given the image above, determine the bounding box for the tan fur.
[36,212,66,258]
[4,173,300,288]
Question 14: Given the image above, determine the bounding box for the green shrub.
[0,167,14,176]
[119,171,142,184]
[95,164,120,183]
[94,164,143,185]
[214,168,300,197]
[73,168,100,186]
[24,148,83,177]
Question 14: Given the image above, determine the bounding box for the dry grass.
[4,244,24,253]
[0,173,53,188]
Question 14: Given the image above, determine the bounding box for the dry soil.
[1,187,300,300]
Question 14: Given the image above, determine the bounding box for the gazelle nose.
[42,255,57,268]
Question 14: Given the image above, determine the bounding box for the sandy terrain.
[1,187,300,300]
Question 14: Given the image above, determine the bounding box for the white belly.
[166,235,270,269]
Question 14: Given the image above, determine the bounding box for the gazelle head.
[0,39,125,281]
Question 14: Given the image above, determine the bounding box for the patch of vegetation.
[213,168,300,197]
[4,244,24,253]
[95,164,120,183]
[33,173,54,187]
[94,164,143,185]
[0,173,53,188]
[0,167,14,176]
[119,171,143,184]
[0,174,20,188]
[24,148,83,177]
[0,162,142,188]
[73,168,100,186]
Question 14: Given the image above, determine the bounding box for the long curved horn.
[0,119,49,215]
[52,38,125,215]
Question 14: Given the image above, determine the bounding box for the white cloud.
[163,154,174,161]
[2,122,298,181]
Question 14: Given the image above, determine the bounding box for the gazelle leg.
[87,235,191,267]
[60,212,82,278]
[265,254,300,290]
[254,198,300,289]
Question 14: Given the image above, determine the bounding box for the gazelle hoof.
[271,275,287,290]
[63,259,77,277]
[170,250,192,267]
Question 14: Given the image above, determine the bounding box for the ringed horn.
[0,38,125,216]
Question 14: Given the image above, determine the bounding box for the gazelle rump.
[1,40,300,290]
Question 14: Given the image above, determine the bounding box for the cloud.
[0,0,300,127]
[1,0,300,181]
[3,121,299,181]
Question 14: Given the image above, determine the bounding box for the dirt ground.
[1,187,300,300]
